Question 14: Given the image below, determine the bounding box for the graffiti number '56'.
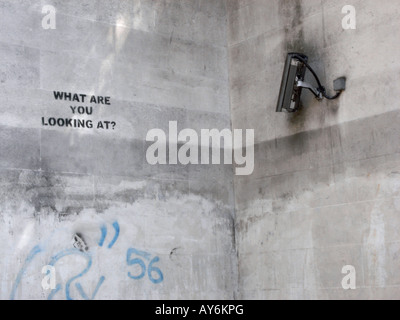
[126,248,164,284]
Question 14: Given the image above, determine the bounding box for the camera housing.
[276,53,308,113]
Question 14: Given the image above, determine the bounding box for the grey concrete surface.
[1,0,399,300]
[0,0,236,300]
[228,0,400,299]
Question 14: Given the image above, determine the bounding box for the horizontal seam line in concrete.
[228,25,281,49]
[228,1,378,49]
[236,240,400,254]
[228,9,326,49]
[37,47,229,84]
[243,149,400,182]
[235,197,400,217]
[48,10,229,50]
[0,39,229,83]
[240,285,400,292]
[0,167,237,187]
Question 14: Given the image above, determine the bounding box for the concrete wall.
[228,0,400,299]
[0,0,237,300]
[2,0,400,301]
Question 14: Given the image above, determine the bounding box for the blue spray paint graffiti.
[10,245,42,300]
[98,221,120,249]
[47,248,106,300]
[127,248,164,284]
[47,284,62,300]
[98,224,107,247]
[76,276,105,300]
[10,220,164,300]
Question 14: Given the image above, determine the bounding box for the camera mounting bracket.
[296,80,323,100]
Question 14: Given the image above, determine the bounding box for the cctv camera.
[276,53,346,113]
